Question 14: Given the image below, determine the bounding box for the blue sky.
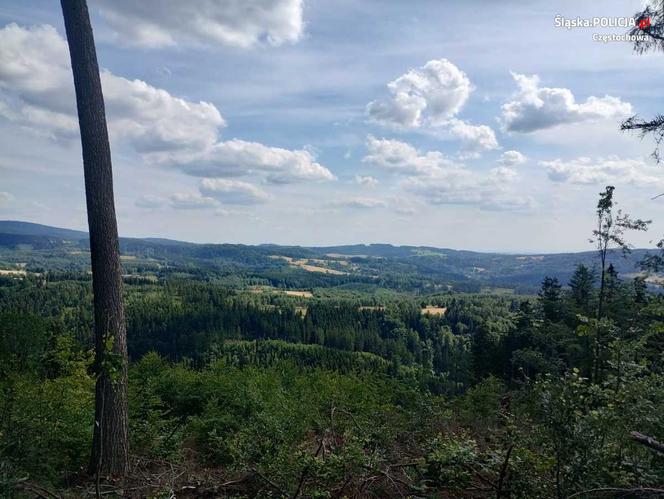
[0,0,662,252]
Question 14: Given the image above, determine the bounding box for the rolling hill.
[0,220,658,293]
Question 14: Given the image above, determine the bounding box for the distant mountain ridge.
[0,221,88,240]
[0,220,658,293]
[0,220,637,257]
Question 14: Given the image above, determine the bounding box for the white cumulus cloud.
[366,59,498,157]
[157,139,335,184]
[97,0,305,49]
[200,178,270,205]
[169,192,219,210]
[367,59,472,128]
[0,23,334,190]
[363,137,532,211]
[498,150,527,167]
[448,119,499,158]
[101,73,225,153]
[501,73,632,133]
[354,175,379,187]
[0,23,223,148]
[540,156,664,188]
[362,136,460,176]
[327,197,387,209]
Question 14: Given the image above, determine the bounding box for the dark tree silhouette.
[629,1,664,54]
[620,115,664,165]
[622,1,664,162]
[590,186,649,381]
[60,0,129,476]
[569,264,596,376]
[538,276,563,323]
[569,264,595,315]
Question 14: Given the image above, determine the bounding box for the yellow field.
[421,306,447,316]
[0,269,27,276]
[300,264,346,275]
[283,290,314,298]
[270,255,348,275]
[246,286,313,298]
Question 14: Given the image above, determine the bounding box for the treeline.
[480,265,661,385]
[2,262,660,393]
[0,279,502,389]
[1,262,664,496]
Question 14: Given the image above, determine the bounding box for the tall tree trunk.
[594,250,607,383]
[60,0,129,477]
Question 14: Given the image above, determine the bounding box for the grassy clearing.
[283,290,314,298]
[421,305,446,316]
[0,269,27,277]
[270,255,348,275]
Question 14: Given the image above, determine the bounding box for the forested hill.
[0,220,88,241]
[0,220,657,293]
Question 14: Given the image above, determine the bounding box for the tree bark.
[60,0,129,477]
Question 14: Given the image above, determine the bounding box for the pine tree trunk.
[594,251,607,383]
[60,0,129,477]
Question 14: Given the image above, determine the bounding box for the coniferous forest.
[1,186,664,497]
[2,0,664,498]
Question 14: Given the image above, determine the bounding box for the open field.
[270,255,348,275]
[421,306,446,316]
[283,290,314,298]
[294,306,308,316]
[246,286,314,298]
[0,269,27,276]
